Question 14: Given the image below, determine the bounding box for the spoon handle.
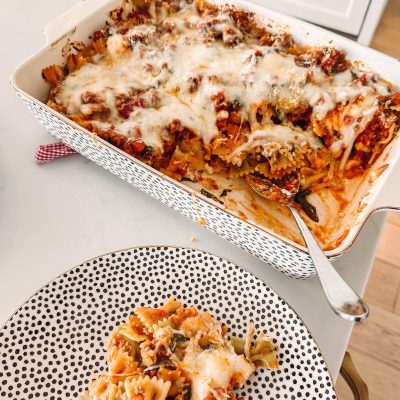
[288,204,369,322]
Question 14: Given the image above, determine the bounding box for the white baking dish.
[11,0,400,279]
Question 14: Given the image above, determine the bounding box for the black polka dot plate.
[0,246,336,399]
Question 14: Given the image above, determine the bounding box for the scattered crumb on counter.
[190,236,196,242]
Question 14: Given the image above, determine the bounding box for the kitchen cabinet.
[250,0,388,45]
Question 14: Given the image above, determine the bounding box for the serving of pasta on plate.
[84,297,278,400]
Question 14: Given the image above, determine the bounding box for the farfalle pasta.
[42,0,399,228]
[83,297,278,400]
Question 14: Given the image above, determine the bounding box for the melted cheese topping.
[56,1,390,155]
[183,346,255,400]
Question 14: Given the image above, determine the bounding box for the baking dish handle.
[370,155,400,212]
[44,0,111,44]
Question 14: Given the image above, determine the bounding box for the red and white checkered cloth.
[35,142,77,164]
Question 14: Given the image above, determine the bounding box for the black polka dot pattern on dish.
[16,93,316,280]
[0,246,336,399]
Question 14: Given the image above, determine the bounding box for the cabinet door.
[250,0,370,35]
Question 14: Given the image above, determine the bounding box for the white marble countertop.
[0,0,385,382]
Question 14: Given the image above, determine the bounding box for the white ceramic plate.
[0,247,336,399]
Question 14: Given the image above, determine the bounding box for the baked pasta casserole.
[83,297,278,400]
[42,0,400,240]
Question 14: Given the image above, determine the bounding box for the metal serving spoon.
[246,173,369,322]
